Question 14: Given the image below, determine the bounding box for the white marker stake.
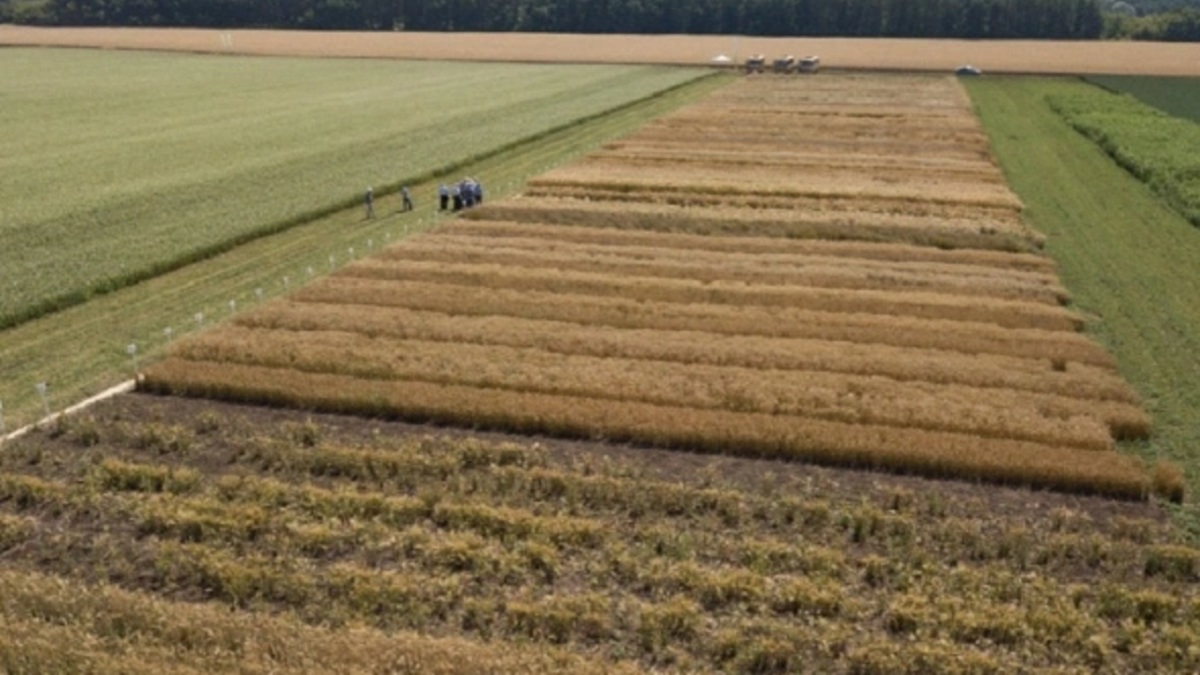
[348,247,355,258]
[127,343,139,374]
[283,275,290,289]
[367,239,374,249]
[164,327,174,342]
[328,255,335,271]
[35,382,49,418]
[306,266,314,277]
[195,312,204,328]
[255,287,264,302]
[228,299,237,314]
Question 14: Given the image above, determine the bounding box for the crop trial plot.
[143,74,1172,501]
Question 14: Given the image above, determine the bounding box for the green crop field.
[966,77,1200,537]
[1084,75,1200,123]
[0,57,727,433]
[0,48,707,330]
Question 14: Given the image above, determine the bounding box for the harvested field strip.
[4,398,1196,672]
[470,200,1038,252]
[170,326,1143,448]
[381,238,1069,305]
[0,570,634,675]
[601,136,992,163]
[291,277,1116,367]
[570,153,1007,185]
[609,134,994,162]
[237,302,1138,404]
[526,173,1022,210]
[336,259,1083,332]
[419,230,1060,285]
[652,109,984,128]
[623,122,993,150]
[439,220,1056,273]
[139,360,1153,500]
[515,183,1025,223]
[588,149,1009,182]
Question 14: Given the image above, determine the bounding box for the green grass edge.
[0,70,734,433]
[0,68,725,333]
[966,75,1200,537]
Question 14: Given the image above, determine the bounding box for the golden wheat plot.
[440,221,1057,273]
[293,275,1117,370]
[237,302,1137,405]
[379,235,1069,305]
[145,74,1165,498]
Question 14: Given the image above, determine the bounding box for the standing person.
[473,180,484,206]
[438,184,449,211]
[462,178,476,208]
[401,186,414,212]
[364,186,374,219]
[451,183,462,211]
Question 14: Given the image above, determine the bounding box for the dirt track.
[2,25,1198,75]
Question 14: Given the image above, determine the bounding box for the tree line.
[4,0,1110,39]
[1104,7,1200,38]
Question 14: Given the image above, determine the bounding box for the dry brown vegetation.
[2,26,1197,75]
[0,397,1197,673]
[143,74,1172,501]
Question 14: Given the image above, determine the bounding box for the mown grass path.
[967,77,1200,532]
[0,72,730,432]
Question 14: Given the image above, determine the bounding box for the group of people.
[439,178,484,212]
[363,185,414,219]
[364,179,483,219]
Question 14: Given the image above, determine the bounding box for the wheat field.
[144,74,1173,500]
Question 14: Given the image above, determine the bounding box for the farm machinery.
[745,55,820,75]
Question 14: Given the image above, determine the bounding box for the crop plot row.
[1,400,1197,673]
[144,74,1174,500]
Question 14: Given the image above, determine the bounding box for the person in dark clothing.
[401,186,414,212]
[451,184,462,211]
[438,184,449,211]
[364,186,374,219]
[461,179,474,208]
[473,181,484,206]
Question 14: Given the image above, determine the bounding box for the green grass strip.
[1046,83,1200,227]
[966,76,1200,533]
[0,49,709,331]
[0,71,732,433]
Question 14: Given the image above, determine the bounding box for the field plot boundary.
[142,74,1175,502]
[0,26,1198,75]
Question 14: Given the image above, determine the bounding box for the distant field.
[144,74,1168,501]
[2,25,1199,75]
[0,48,706,329]
[1084,75,1200,123]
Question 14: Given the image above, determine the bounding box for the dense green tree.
[11,0,1151,41]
